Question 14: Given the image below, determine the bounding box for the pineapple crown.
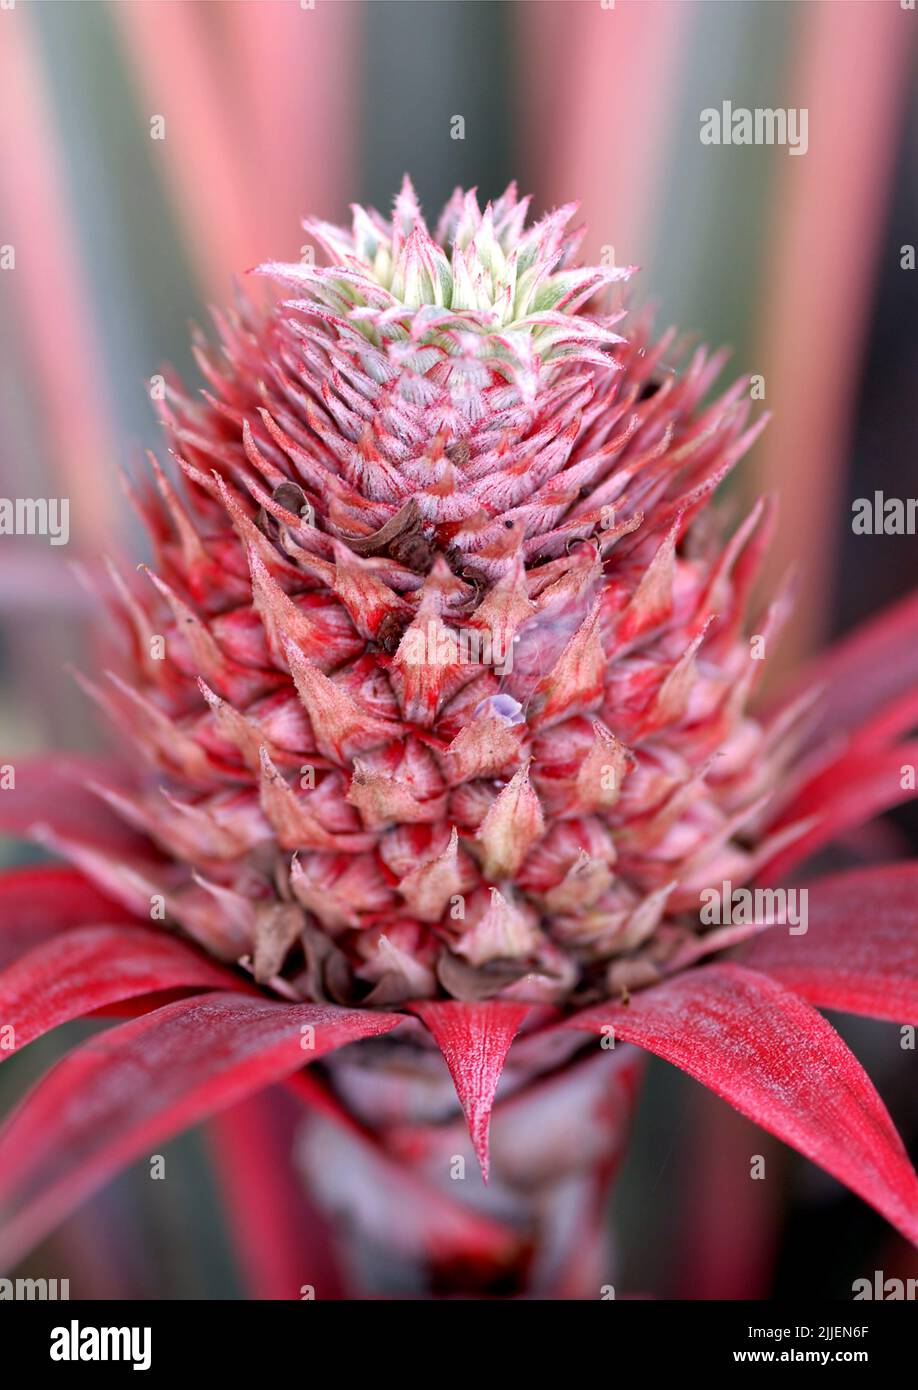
[259,176,632,402]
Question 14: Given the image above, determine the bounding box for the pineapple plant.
[1,180,917,1297]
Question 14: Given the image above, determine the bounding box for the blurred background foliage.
[1,0,917,1298]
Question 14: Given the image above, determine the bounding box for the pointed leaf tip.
[567,963,918,1249]
[411,999,529,1181]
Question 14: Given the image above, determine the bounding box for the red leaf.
[0,925,238,1056]
[776,590,918,746]
[566,962,918,1247]
[743,862,918,1024]
[85,992,205,1021]
[0,865,139,969]
[410,1000,529,1181]
[846,687,918,756]
[209,1093,346,1300]
[0,993,403,1270]
[0,756,150,853]
[760,741,918,881]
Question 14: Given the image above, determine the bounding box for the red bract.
[1,183,917,1296]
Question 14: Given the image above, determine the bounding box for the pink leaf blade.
[566,963,918,1248]
[750,0,911,669]
[0,756,150,854]
[774,589,918,747]
[410,999,529,1181]
[760,742,918,881]
[208,1093,346,1301]
[0,993,403,1271]
[743,862,918,1024]
[0,865,140,969]
[0,924,239,1057]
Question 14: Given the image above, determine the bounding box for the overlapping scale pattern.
[78,181,803,1007]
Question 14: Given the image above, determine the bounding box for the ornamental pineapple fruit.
[66,179,799,1014]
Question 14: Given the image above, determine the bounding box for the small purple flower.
[474,693,526,725]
